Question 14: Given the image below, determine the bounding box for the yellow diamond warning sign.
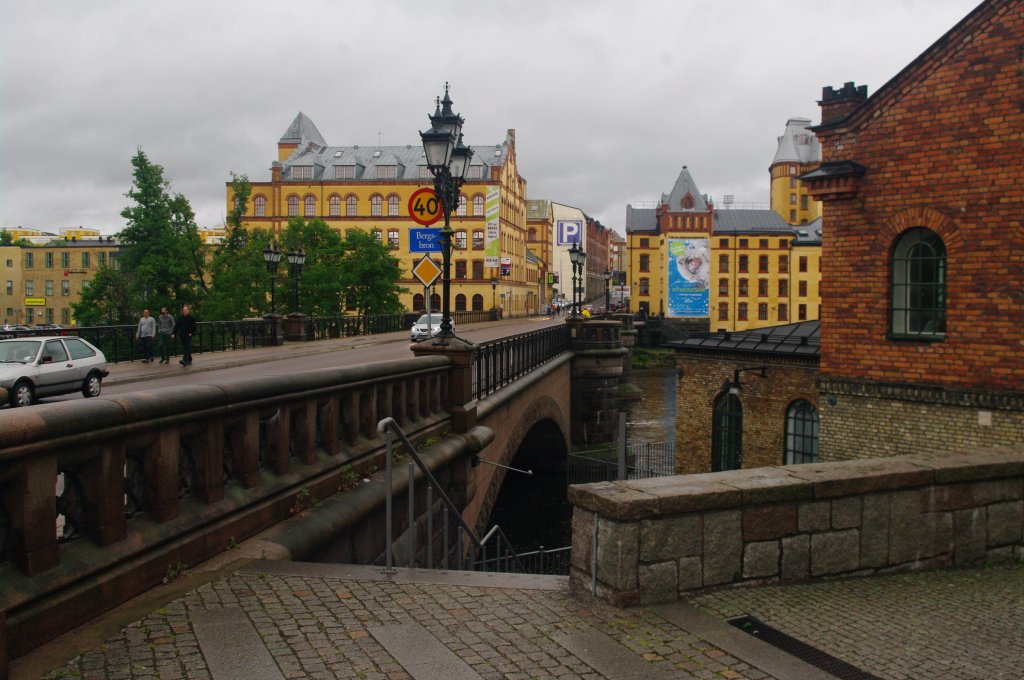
[412,255,442,287]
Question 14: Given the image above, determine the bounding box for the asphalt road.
[33,314,566,404]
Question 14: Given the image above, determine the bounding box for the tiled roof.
[793,217,823,245]
[713,209,793,234]
[625,205,657,233]
[667,320,821,358]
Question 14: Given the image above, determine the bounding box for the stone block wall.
[567,447,1024,607]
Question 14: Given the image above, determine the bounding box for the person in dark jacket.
[171,304,197,366]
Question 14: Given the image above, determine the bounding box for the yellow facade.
[711,233,803,332]
[228,122,536,316]
[1,239,121,327]
[770,163,821,226]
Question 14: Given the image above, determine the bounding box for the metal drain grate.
[727,615,883,680]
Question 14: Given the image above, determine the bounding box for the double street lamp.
[420,83,474,343]
[604,268,612,318]
[568,241,586,318]
[287,249,306,312]
[262,246,282,315]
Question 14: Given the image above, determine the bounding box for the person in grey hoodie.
[156,306,175,364]
[136,308,156,363]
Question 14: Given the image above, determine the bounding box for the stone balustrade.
[0,355,451,664]
[568,447,1024,607]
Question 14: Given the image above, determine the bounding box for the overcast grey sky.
[1,0,981,236]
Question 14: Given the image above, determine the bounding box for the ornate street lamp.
[491,277,497,311]
[262,246,282,315]
[568,241,586,317]
[287,249,306,312]
[420,83,473,343]
[604,268,612,317]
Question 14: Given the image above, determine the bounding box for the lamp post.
[287,249,306,312]
[420,83,474,344]
[568,241,586,317]
[491,277,497,312]
[604,268,612,317]
[262,246,281,315]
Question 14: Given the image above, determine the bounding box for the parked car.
[0,336,108,407]
[410,313,452,342]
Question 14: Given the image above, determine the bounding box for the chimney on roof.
[819,81,868,126]
[271,161,282,182]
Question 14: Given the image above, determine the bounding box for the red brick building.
[803,0,1024,458]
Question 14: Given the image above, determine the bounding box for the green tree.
[0,229,12,246]
[282,217,347,316]
[72,266,137,325]
[336,229,407,316]
[118,148,206,307]
[203,174,276,320]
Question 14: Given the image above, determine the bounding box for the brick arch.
[872,206,964,254]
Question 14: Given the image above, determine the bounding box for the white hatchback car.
[0,336,109,407]
[410,313,453,342]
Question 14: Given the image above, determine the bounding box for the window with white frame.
[329,195,341,217]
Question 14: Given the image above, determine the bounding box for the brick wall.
[816,0,1024,393]
[568,447,1024,607]
[674,354,819,473]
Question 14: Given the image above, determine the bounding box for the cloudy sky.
[1,0,981,237]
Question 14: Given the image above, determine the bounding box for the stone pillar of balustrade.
[263,313,284,346]
[612,313,643,402]
[8,456,60,575]
[411,336,477,433]
[569,318,627,445]
[283,312,307,341]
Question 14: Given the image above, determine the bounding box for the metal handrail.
[377,417,524,573]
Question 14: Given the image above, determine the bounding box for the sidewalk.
[15,559,1023,679]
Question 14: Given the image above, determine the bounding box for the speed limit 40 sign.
[408,187,442,226]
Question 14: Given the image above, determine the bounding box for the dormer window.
[292,166,313,180]
[682,194,694,210]
[377,165,397,180]
[468,165,485,179]
[335,165,355,180]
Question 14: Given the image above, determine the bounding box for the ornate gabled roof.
[661,166,709,212]
[279,112,328,148]
[772,118,822,166]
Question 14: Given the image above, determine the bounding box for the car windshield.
[0,340,42,363]
[416,314,443,325]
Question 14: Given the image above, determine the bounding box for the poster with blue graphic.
[667,238,710,317]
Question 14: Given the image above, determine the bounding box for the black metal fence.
[1,309,506,364]
[567,441,676,485]
[474,324,571,399]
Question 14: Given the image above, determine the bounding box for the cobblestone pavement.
[32,561,1024,680]
[43,564,779,680]
[689,562,1024,680]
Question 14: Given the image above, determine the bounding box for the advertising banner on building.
[666,238,710,317]
[485,186,501,268]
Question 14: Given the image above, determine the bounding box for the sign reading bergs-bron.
[667,238,710,318]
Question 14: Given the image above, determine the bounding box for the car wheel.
[82,373,103,398]
[10,380,34,407]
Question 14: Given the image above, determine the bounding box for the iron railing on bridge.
[474,324,570,399]
[0,309,505,363]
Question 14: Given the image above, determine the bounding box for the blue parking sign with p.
[556,220,582,246]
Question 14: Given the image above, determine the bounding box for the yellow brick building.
[227,112,536,316]
[626,160,823,332]
[770,118,822,226]
[1,237,122,327]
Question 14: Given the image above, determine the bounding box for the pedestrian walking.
[172,304,196,367]
[136,308,156,362]
[156,306,174,364]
